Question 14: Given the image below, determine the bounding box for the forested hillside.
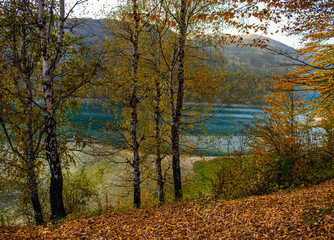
[75,18,294,74]
[224,34,295,74]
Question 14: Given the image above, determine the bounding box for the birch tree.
[127,0,142,208]
[162,0,225,200]
[37,0,102,219]
[102,0,247,204]
[0,0,45,225]
[101,0,151,208]
[38,0,67,219]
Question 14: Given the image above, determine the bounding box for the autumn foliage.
[1,0,334,231]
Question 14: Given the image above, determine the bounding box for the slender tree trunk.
[131,0,141,208]
[38,0,66,219]
[154,77,164,204]
[288,92,296,182]
[26,76,44,225]
[171,0,187,201]
[44,102,66,219]
[171,122,182,200]
[26,154,44,225]
[289,92,295,158]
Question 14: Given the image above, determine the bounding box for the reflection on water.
[69,102,260,155]
[201,106,260,136]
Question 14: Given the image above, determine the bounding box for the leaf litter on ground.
[1,179,333,239]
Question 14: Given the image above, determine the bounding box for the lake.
[70,102,261,156]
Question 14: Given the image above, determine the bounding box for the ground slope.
[1,179,333,239]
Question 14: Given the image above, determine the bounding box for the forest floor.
[1,178,333,239]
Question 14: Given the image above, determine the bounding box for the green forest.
[0,0,333,238]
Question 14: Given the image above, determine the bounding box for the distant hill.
[242,34,295,51]
[224,34,295,74]
[69,19,295,75]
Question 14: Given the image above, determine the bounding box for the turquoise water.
[185,106,261,155]
[70,102,261,155]
[201,106,261,135]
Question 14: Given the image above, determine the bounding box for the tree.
[138,11,226,203]
[101,0,154,208]
[243,0,334,108]
[317,106,334,162]
[170,0,186,200]
[162,0,228,200]
[37,0,67,219]
[102,0,249,204]
[140,22,170,204]
[0,0,45,225]
[245,77,315,189]
[261,0,334,167]
[0,0,102,224]
[129,0,142,208]
[220,0,334,191]
[37,0,102,219]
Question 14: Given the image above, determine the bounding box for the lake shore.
[68,141,217,169]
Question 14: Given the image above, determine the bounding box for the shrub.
[63,168,100,216]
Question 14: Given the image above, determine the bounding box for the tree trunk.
[171,122,182,200]
[171,0,187,201]
[45,106,66,219]
[38,0,66,219]
[26,157,44,225]
[43,65,66,219]
[26,76,44,225]
[154,77,164,204]
[131,0,141,208]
